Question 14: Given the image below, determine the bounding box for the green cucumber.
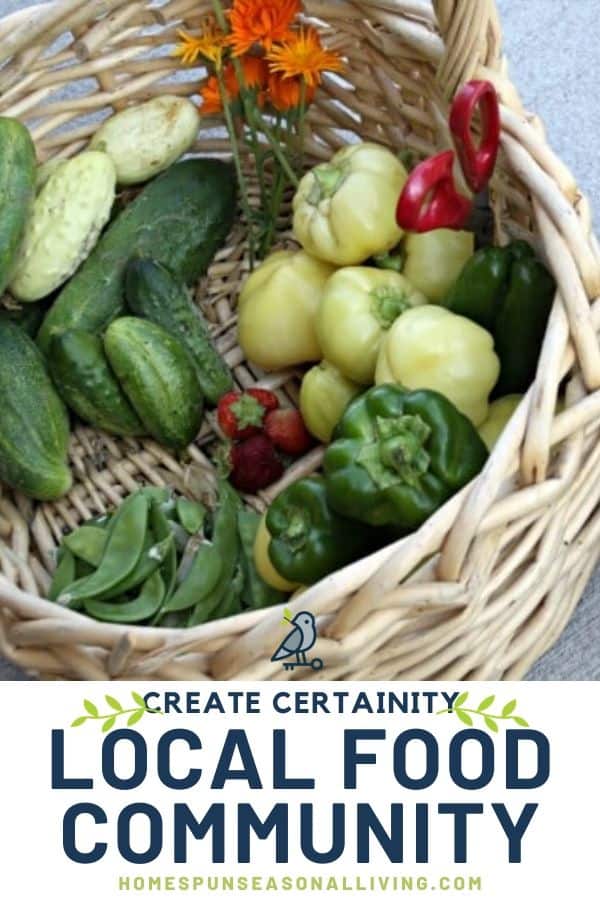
[125,258,233,404]
[48,329,144,436]
[0,117,36,294]
[104,317,204,450]
[37,158,237,353]
[0,320,72,500]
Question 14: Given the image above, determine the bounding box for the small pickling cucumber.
[125,258,233,404]
[48,329,144,437]
[0,320,72,500]
[89,96,200,185]
[10,151,117,302]
[104,317,204,450]
[37,159,237,353]
[0,117,36,294]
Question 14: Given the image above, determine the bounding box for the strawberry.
[217,388,279,440]
[264,408,313,456]
[229,434,284,494]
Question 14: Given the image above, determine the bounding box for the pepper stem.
[378,415,431,487]
[357,414,432,490]
[371,286,410,329]
[307,162,348,203]
[282,509,310,552]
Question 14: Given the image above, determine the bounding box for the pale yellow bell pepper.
[293,142,408,266]
[237,250,335,371]
[316,266,427,384]
[403,229,474,303]
[375,305,499,426]
[300,360,362,444]
[478,395,522,450]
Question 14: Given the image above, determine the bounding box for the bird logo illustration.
[271,609,324,671]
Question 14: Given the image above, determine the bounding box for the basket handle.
[433,0,503,99]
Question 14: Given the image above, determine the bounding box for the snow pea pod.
[93,533,174,601]
[63,526,108,567]
[150,500,178,600]
[57,492,149,607]
[188,481,240,627]
[84,571,166,624]
[49,547,76,602]
[176,497,206,535]
[161,543,223,615]
[215,560,245,619]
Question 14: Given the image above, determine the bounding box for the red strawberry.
[230,434,284,494]
[217,389,279,440]
[264,408,313,456]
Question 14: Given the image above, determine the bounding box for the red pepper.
[396,150,473,233]
[449,80,500,194]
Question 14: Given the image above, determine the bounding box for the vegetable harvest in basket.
[0,20,557,632]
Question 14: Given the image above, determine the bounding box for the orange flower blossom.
[200,56,269,116]
[267,27,343,87]
[228,0,301,56]
[174,17,227,69]
[267,72,315,112]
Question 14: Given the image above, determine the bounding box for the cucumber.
[0,320,72,500]
[49,330,145,437]
[0,117,37,294]
[104,317,204,450]
[37,159,237,353]
[125,258,233,404]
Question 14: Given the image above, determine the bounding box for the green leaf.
[84,699,99,717]
[283,607,293,623]
[102,716,117,733]
[128,710,144,727]
[131,691,146,709]
[502,700,517,717]
[454,692,469,708]
[513,716,529,727]
[455,709,473,726]
[105,695,123,712]
[477,695,495,712]
[484,716,499,733]
[71,717,87,728]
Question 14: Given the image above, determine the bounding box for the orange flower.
[228,0,301,56]
[267,27,343,87]
[200,57,269,116]
[174,18,227,69]
[268,72,315,112]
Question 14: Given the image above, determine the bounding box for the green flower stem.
[298,78,308,173]
[215,66,257,267]
[250,108,300,188]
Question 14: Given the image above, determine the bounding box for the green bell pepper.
[323,384,488,531]
[443,240,555,396]
[266,476,373,585]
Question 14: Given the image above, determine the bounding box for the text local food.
[53,726,549,865]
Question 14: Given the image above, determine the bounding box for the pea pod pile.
[50,483,288,627]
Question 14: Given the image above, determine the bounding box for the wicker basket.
[1,0,599,682]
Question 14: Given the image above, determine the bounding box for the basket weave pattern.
[1,0,600,681]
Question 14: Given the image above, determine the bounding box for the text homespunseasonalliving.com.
[117,874,484,893]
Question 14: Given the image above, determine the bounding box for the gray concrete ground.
[0,1,599,679]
